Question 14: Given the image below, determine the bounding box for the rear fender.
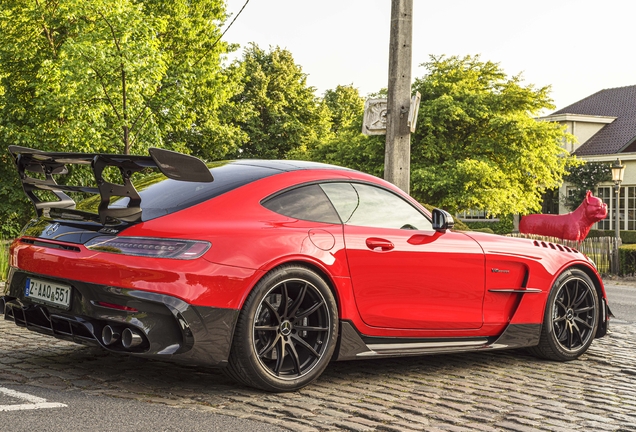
[242,255,346,316]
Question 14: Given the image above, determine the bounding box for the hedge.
[619,243,636,276]
[464,214,514,235]
[588,229,636,244]
[471,227,495,234]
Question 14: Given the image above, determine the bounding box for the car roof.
[100,159,353,222]
[229,159,352,172]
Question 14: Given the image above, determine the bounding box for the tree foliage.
[299,84,384,175]
[225,44,331,159]
[563,161,611,210]
[410,55,577,215]
[323,84,365,135]
[0,14,581,237]
[0,0,238,237]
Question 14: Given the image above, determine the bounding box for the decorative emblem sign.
[45,223,60,236]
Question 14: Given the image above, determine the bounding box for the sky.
[223,0,636,112]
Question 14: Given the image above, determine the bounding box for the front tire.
[529,269,599,361]
[225,265,338,392]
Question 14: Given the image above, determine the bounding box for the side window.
[320,182,432,230]
[262,184,341,224]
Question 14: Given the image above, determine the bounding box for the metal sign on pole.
[362,99,388,136]
[407,92,421,133]
[362,92,420,136]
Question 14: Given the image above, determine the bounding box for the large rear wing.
[9,146,213,224]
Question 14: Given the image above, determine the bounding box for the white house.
[541,85,636,231]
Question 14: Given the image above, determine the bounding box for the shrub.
[471,228,495,234]
[619,243,636,276]
[464,214,514,235]
[586,229,636,244]
[562,162,612,211]
[0,240,9,282]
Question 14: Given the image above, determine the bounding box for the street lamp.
[611,158,625,273]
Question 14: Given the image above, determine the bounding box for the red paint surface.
[10,169,607,340]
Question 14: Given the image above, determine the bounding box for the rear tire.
[529,269,599,361]
[224,265,338,392]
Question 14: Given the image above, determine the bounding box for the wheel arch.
[276,260,342,314]
[569,264,609,338]
[224,259,341,391]
[570,264,605,300]
[548,262,605,304]
[543,263,607,340]
[240,258,343,316]
[527,264,601,361]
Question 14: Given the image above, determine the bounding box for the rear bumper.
[2,270,239,367]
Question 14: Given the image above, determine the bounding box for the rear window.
[262,184,341,224]
[79,162,281,221]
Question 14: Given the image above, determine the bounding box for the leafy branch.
[563,161,611,210]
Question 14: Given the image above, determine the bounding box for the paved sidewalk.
[1,316,635,431]
[2,280,636,431]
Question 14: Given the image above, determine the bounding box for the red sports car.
[2,146,611,392]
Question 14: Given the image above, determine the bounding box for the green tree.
[225,44,331,159]
[323,84,365,134]
[563,161,611,210]
[0,0,238,237]
[299,84,384,176]
[410,55,576,216]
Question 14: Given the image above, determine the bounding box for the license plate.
[25,277,72,309]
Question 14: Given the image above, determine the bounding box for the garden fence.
[507,233,618,275]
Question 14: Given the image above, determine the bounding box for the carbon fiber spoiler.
[9,146,214,224]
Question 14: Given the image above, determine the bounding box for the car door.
[320,182,486,330]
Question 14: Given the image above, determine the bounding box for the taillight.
[96,302,138,312]
[84,236,210,259]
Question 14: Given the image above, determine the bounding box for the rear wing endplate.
[9,146,213,224]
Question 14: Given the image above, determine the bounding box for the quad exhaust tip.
[102,325,144,349]
[101,325,121,346]
[122,327,143,349]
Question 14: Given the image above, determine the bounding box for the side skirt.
[334,321,542,361]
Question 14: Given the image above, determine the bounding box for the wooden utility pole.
[384,0,413,194]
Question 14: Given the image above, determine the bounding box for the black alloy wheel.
[552,275,597,351]
[529,269,599,361]
[225,265,338,392]
[253,278,332,379]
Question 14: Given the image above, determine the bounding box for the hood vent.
[533,240,579,254]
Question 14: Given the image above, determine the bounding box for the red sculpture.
[519,191,608,241]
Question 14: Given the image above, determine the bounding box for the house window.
[618,186,626,231]
[628,187,636,230]
[597,185,633,231]
[566,187,576,202]
[596,187,611,230]
[541,189,559,214]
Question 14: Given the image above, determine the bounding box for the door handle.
[366,238,394,251]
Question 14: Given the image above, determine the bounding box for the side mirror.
[432,208,455,232]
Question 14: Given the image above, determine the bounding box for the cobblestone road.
[1,308,635,431]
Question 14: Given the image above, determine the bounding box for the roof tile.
[552,85,636,155]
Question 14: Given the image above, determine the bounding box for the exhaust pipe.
[121,328,143,349]
[101,325,121,346]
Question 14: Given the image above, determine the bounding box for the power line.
[220,0,251,40]
[192,0,251,68]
